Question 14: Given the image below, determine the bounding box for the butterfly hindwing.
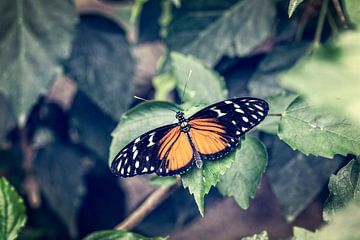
[188,97,269,160]
[111,124,177,177]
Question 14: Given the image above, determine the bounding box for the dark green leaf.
[281,32,360,126]
[278,97,360,158]
[109,101,182,165]
[0,0,77,123]
[34,142,86,238]
[217,136,268,209]
[257,92,298,134]
[167,0,276,66]
[182,151,236,216]
[83,229,167,240]
[66,15,134,120]
[171,52,227,104]
[241,231,269,240]
[288,0,305,18]
[0,177,27,240]
[323,158,360,221]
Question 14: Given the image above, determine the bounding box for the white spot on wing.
[232,120,236,125]
[132,145,137,152]
[127,166,131,173]
[133,150,138,160]
[236,131,241,135]
[147,133,155,147]
[254,104,264,110]
[150,166,155,171]
[134,137,140,143]
[258,111,264,116]
[225,100,232,104]
[120,168,124,175]
[233,103,240,108]
[251,114,258,119]
[211,107,226,117]
[242,127,248,131]
[142,167,148,173]
[235,108,244,114]
[242,116,249,122]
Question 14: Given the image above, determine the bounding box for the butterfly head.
[175,111,185,121]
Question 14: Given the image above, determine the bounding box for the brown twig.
[331,0,348,29]
[115,184,179,231]
[314,0,330,46]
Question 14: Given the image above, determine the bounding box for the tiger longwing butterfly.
[111,97,269,177]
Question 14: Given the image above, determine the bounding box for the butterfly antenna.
[134,96,150,102]
[181,69,192,104]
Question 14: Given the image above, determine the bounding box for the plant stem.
[331,0,348,29]
[314,0,330,46]
[115,184,179,231]
[268,113,282,117]
[327,9,338,34]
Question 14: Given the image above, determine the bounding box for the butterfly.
[111,97,269,177]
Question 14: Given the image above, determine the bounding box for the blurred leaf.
[0,93,16,141]
[167,0,276,66]
[281,32,360,127]
[109,101,181,165]
[249,43,310,98]
[171,52,227,104]
[278,97,360,158]
[83,229,167,240]
[34,142,86,238]
[149,176,177,186]
[130,0,149,24]
[153,73,176,100]
[266,136,343,221]
[344,0,360,25]
[292,227,318,240]
[0,0,77,123]
[0,177,27,240]
[241,231,269,240]
[317,198,360,240]
[257,92,298,134]
[217,136,267,209]
[182,151,236,216]
[159,0,173,38]
[323,158,360,221]
[66,15,134,120]
[288,0,305,18]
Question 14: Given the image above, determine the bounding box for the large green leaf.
[83,229,167,240]
[153,73,176,101]
[323,158,360,221]
[281,32,360,127]
[241,231,269,240]
[217,136,268,209]
[182,150,236,216]
[257,92,298,134]
[109,101,182,165]
[278,97,360,158]
[65,15,134,120]
[170,52,227,105]
[288,0,305,18]
[167,0,276,66]
[292,227,318,240]
[344,0,360,25]
[0,0,77,123]
[0,177,27,240]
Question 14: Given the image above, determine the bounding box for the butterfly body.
[111,97,269,178]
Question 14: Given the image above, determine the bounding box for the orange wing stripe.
[158,127,193,171]
[189,118,228,155]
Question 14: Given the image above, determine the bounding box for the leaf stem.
[314,0,330,46]
[331,0,348,29]
[268,113,282,117]
[115,184,179,230]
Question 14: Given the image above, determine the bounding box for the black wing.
[111,124,177,177]
[188,97,269,160]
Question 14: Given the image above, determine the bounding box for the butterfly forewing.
[188,97,269,159]
[111,124,177,177]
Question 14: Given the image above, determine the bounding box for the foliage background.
[0,0,359,239]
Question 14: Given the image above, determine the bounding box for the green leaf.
[323,158,360,221]
[167,0,276,66]
[257,92,298,134]
[153,73,176,101]
[281,32,360,127]
[83,229,167,240]
[182,150,236,216]
[148,176,177,187]
[130,0,149,24]
[344,0,360,25]
[292,227,318,240]
[0,0,77,124]
[317,198,360,240]
[241,231,269,240]
[109,101,182,165]
[217,136,268,209]
[278,97,360,158]
[288,0,305,18]
[171,52,227,104]
[0,177,27,240]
